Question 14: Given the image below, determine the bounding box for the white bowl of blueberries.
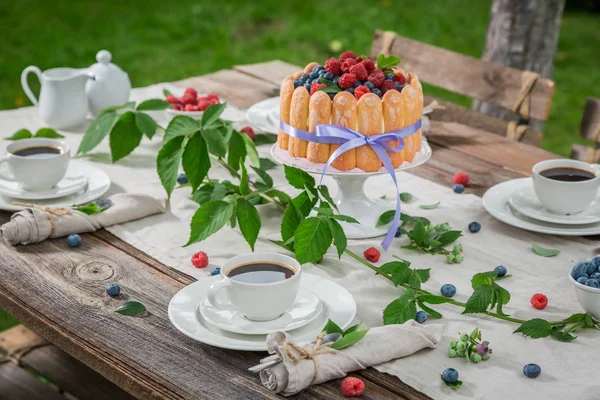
[569,257,600,319]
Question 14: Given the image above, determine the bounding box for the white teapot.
[86,50,131,116]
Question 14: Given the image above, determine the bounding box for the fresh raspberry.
[341,58,357,73]
[340,377,365,397]
[454,172,469,186]
[530,293,548,310]
[310,82,327,95]
[354,85,370,100]
[349,63,368,81]
[191,251,209,268]
[394,73,407,85]
[339,51,356,61]
[380,79,397,94]
[208,98,219,105]
[338,73,357,90]
[181,94,196,105]
[197,99,211,111]
[355,56,363,63]
[368,69,385,88]
[166,95,179,104]
[184,104,196,112]
[171,104,183,111]
[364,247,380,263]
[184,87,198,98]
[240,126,255,140]
[324,57,343,76]
[361,59,376,73]
[206,93,220,102]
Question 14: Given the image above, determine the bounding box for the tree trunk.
[473,0,565,129]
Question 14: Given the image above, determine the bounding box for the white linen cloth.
[261,321,442,396]
[1,193,166,245]
[2,83,599,399]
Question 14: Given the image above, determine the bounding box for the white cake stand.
[270,140,432,239]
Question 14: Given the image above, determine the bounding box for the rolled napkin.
[260,320,443,396]
[1,193,166,245]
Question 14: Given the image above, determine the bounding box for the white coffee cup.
[207,252,302,321]
[532,159,600,215]
[0,138,70,191]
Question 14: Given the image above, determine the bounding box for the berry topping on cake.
[380,79,397,94]
[339,50,357,61]
[324,57,342,76]
[394,73,407,85]
[310,82,327,95]
[349,63,368,81]
[338,73,357,89]
[361,59,376,73]
[354,85,371,100]
[367,69,385,88]
[341,58,357,73]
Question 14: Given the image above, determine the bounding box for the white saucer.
[245,97,280,134]
[199,287,324,335]
[0,164,87,200]
[0,160,110,212]
[168,273,356,351]
[483,178,600,236]
[509,184,600,225]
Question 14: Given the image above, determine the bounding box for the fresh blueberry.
[577,276,589,285]
[95,199,113,210]
[494,265,507,277]
[177,173,188,185]
[323,72,334,81]
[395,228,402,238]
[385,73,395,80]
[353,80,361,88]
[468,221,481,233]
[371,88,382,97]
[293,79,302,88]
[442,368,459,383]
[592,256,600,267]
[300,74,309,82]
[585,261,597,275]
[210,267,221,276]
[586,279,600,288]
[415,311,427,323]
[440,284,456,298]
[318,70,327,77]
[453,184,465,193]
[312,65,321,73]
[571,262,588,279]
[333,76,340,85]
[67,234,82,248]
[344,88,355,94]
[395,82,406,91]
[303,83,312,91]
[365,81,375,90]
[309,71,319,79]
[523,363,541,379]
[476,343,488,355]
[591,272,600,280]
[106,283,120,297]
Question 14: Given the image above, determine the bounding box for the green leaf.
[550,330,577,342]
[343,323,361,335]
[417,301,442,319]
[383,291,417,325]
[331,329,369,350]
[317,78,342,93]
[561,313,587,324]
[266,189,291,204]
[181,131,210,191]
[378,261,411,286]
[281,202,303,242]
[34,128,64,139]
[136,99,170,111]
[532,242,561,257]
[294,217,332,264]
[201,128,229,157]
[157,135,185,198]
[323,319,344,335]
[441,378,463,389]
[376,54,402,69]
[191,183,227,205]
[376,210,395,227]
[463,285,494,314]
[163,115,199,142]
[163,89,172,97]
[436,230,462,246]
[471,272,495,289]
[318,185,338,211]
[419,201,440,210]
[419,294,452,304]
[6,129,33,140]
[284,165,315,189]
[201,102,227,128]
[236,198,261,251]
[186,200,233,246]
[400,192,413,202]
[251,166,273,188]
[109,111,144,162]
[73,202,108,215]
[239,163,250,195]
[78,111,118,154]
[135,112,157,139]
[291,191,317,217]
[326,218,347,259]
[259,157,278,171]
[513,318,553,338]
[412,269,431,284]
[227,131,247,171]
[239,131,260,168]
[115,301,147,316]
[329,214,360,224]
[254,134,277,146]
[412,220,427,246]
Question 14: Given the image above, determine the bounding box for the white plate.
[199,287,324,335]
[0,163,87,200]
[509,184,600,225]
[0,160,110,212]
[483,178,600,236]
[168,273,356,351]
[245,97,280,134]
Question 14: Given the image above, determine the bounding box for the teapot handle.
[21,66,43,106]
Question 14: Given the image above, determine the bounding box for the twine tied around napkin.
[283,332,338,385]
[11,203,71,234]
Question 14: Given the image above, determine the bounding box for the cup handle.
[21,66,43,106]
[207,279,235,310]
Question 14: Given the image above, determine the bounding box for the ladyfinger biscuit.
[356,94,384,172]
[304,62,319,74]
[293,71,303,79]
[288,87,310,158]
[401,85,418,162]
[278,78,294,150]
[382,90,405,168]
[330,92,357,171]
[307,91,331,163]
[410,77,424,152]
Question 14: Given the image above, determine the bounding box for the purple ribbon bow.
[280,118,422,250]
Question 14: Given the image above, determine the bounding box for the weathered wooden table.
[0,61,560,399]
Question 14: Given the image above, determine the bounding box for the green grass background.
[0,0,598,330]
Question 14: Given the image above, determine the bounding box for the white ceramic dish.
[199,287,324,335]
[245,97,280,134]
[569,273,600,319]
[0,162,87,200]
[0,160,110,212]
[509,185,600,225]
[168,273,356,351]
[483,178,600,236]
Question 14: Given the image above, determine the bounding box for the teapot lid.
[88,50,128,80]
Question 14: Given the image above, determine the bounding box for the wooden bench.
[570,97,600,163]
[370,30,556,147]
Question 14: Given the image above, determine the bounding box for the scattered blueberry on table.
[415,311,427,323]
[440,284,456,298]
[177,173,189,185]
[523,363,541,379]
[468,221,481,233]
[453,184,465,194]
[442,368,459,383]
[106,283,121,297]
[494,265,507,277]
[210,267,221,276]
[67,234,82,247]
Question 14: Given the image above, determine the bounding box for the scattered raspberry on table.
[191,251,209,268]
[454,171,469,186]
[530,293,548,310]
[240,126,255,140]
[364,247,380,263]
[340,376,365,397]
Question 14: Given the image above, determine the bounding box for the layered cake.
[278,51,423,172]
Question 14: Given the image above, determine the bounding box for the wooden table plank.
[234,60,300,88]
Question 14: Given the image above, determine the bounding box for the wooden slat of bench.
[371,30,555,121]
[234,60,301,87]
[0,362,65,400]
